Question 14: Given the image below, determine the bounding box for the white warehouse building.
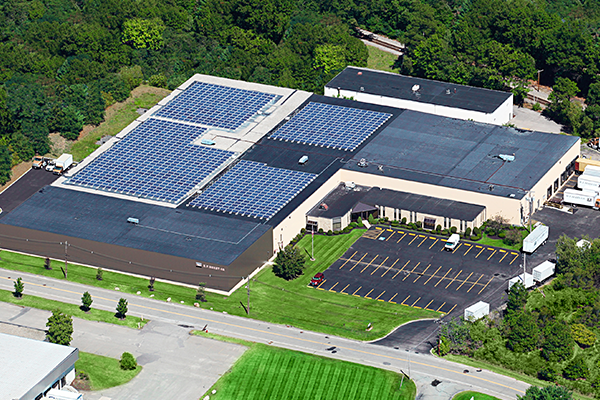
[325,67,514,125]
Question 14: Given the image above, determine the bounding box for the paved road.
[0,268,529,399]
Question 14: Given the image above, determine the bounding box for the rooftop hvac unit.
[412,84,420,92]
[499,154,515,162]
[201,139,216,146]
[127,217,139,224]
[357,158,368,168]
[345,181,356,189]
[298,155,309,165]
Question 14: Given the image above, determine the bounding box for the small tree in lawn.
[46,310,73,346]
[196,282,206,302]
[116,298,128,319]
[272,245,306,280]
[44,257,52,270]
[81,291,93,312]
[120,352,137,370]
[96,268,103,281]
[13,277,24,298]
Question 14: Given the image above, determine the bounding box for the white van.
[444,234,460,251]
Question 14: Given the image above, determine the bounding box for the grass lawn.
[204,343,416,400]
[75,352,141,391]
[473,230,528,251]
[70,87,169,161]
[453,391,500,400]
[0,287,146,329]
[367,46,400,73]
[0,229,438,341]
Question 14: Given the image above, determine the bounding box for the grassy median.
[75,352,142,390]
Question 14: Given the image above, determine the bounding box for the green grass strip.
[0,288,146,329]
[453,391,500,400]
[75,351,141,390]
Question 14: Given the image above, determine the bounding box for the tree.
[196,282,206,302]
[505,311,540,353]
[506,281,528,314]
[13,277,23,298]
[542,321,574,362]
[517,385,573,400]
[81,291,93,312]
[116,298,128,319]
[0,145,12,185]
[313,44,346,75]
[570,323,596,348]
[120,352,137,370]
[548,77,580,125]
[46,310,73,346]
[122,18,166,50]
[563,354,589,380]
[272,244,306,280]
[96,268,103,281]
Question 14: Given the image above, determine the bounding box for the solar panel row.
[270,102,392,151]
[155,81,280,130]
[189,160,317,219]
[67,119,235,203]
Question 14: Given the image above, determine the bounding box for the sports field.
[207,343,415,400]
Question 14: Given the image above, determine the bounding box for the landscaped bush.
[415,221,422,229]
[571,323,596,348]
[441,229,449,235]
[300,228,306,235]
[401,217,407,225]
[470,235,481,241]
[503,229,523,246]
[538,364,560,381]
[349,222,357,228]
[436,225,442,232]
[391,220,399,227]
[450,226,457,234]
[119,352,137,371]
[464,227,471,237]
[342,227,351,233]
[408,223,416,230]
[486,228,497,236]
[473,227,481,236]
[333,230,340,235]
[318,228,324,234]
[326,230,333,236]
[498,231,506,238]
[357,217,363,225]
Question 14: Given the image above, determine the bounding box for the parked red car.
[310,272,325,286]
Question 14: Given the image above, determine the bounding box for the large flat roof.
[0,186,270,266]
[344,110,580,200]
[326,67,512,114]
[0,333,78,400]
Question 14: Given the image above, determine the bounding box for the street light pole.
[537,70,544,92]
[64,241,68,279]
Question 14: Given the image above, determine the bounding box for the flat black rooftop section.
[344,110,579,200]
[326,67,512,114]
[309,185,485,221]
[0,186,269,266]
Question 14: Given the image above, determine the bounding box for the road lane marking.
[413,264,430,283]
[340,284,350,294]
[364,288,374,299]
[338,251,358,269]
[388,293,398,303]
[478,277,494,294]
[423,266,442,285]
[0,277,525,394]
[352,286,362,295]
[375,291,385,300]
[499,252,509,263]
[452,243,463,254]
[328,282,339,291]
[475,247,486,258]
[423,299,434,310]
[397,233,407,243]
[455,272,473,291]
[401,295,411,305]
[434,268,452,287]
[410,297,421,307]
[349,253,368,271]
[467,274,484,293]
[487,250,497,260]
[371,256,389,275]
[445,270,462,289]
[402,262,420,281]
[509,253,519,265]
[429,239,439,249]
[386,231,396,241]
[408,235,419,245]
[418,237,428,247]
[392,260,410,279]
[463,245,474,256]
[380,258,399,277]
[360,255,379,273]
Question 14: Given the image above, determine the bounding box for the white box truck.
[584,165,600,177]
[45,389,83,400]
[563,188,600,209]
[444,234,460,251]
[508,273,534,290]
[532,261,555,283]
[578,173,600,192]
[464,301,490,321]
[523,225,548,253]
[53,153,73,175]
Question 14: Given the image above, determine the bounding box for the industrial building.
[325,67,514,125]
[0,333,79,400]
[0,72,579,292]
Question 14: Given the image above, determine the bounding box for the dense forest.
[0,0,599,184]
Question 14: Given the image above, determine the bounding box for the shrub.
[470,235,480,241]
[415,221,422,229]
[464,227,471,237]
[532,102,542,111]
[441,229,449,235]
[148,73,167,88]
[326,230,333,236]
[116,298,128,319]
[196,282,206,302]
[46,310,73,346]
[391,220,399,227]
[349,222,357,228]
[436,225,442,232]
[486,228,496,236]
[368,214,375,224]
[450,226,457,234]
[120,352,137,370]
[408,223,416,230]
[300,228,306,235]
[13,277,24,298]
[401,217,407,225]
[542,321,574,362]
[538,364,560,381]
[438,336,450,356]
[81,291,93,312]
[44,257,52,270]
[333,230,340,235]
[503,229,523,246]
[342,226,351,233]
[96,268,103,281]
[273,245,306,280]
[318,228,324,234]
[571,323,596,348]
[563,355,589,380]
[498,230,507,238]
[473,227,481,236]
[357,216,363,225]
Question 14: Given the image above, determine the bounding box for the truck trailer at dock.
[532,261,555,283]
[523,225,549,253]
[563,188,600,209]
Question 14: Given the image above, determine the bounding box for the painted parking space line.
[408,235,419,245]
[388,293,398,303]
[478,277,494,294]
[360,255,379,273]
[402,262,420,281]
[445,270,462,289]
[317,279,326,288]
[413,264,430,283]
[464,244,474,256]
[386,231,396,241]
[329,282,339,291]
[455,272,473,291]
[349,253,368,272]
[452,243,463,254]
[429,239,439,249]
[371,256,389,275]
[417,236,428,247]
[499,251,509,263]
[410,297,421,307]
[352,286,362,296]
[434,268,452,287]
[397,233,407,243]
[509,253,520,265]
[338,251,358,269]
[375,291,385,300]
[401,295,411,305]
[423,299,435,310]
[436,302,446,312]
[364,288,374,299]
[466,274,484,293]
[340,284,350,294]
[380,258,399,277]
[487,250,497,260]
[475,247,486,258]
[392,260,410,279]
[446,304,457,314]
[423,266,442,285]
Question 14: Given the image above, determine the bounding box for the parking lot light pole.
[311,229,315,261]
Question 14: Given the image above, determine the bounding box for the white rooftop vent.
[127,217,139,224]
[201,139,216,146]
[345,181,356,189]
[298,155,309,165]
[499,154,515,162]
[360,86,365,92]
[446,89,451,95]
[357,158,368,168]
[412,84,420,92]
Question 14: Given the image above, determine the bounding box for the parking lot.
[317,226,523,315]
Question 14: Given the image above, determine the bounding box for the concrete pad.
[510,106,563,134]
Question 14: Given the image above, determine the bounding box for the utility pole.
[537,69,544,91]
[64,241,68,279]
[247,276,250,316]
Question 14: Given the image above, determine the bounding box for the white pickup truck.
[444,234,460,251]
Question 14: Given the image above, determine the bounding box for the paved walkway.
[0,268,529,399]
[0,303,245,400]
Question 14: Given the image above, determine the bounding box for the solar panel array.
[189,160,317,219]
[155,82,280,130]
[67,119,235,203]
[270,102,392,151]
